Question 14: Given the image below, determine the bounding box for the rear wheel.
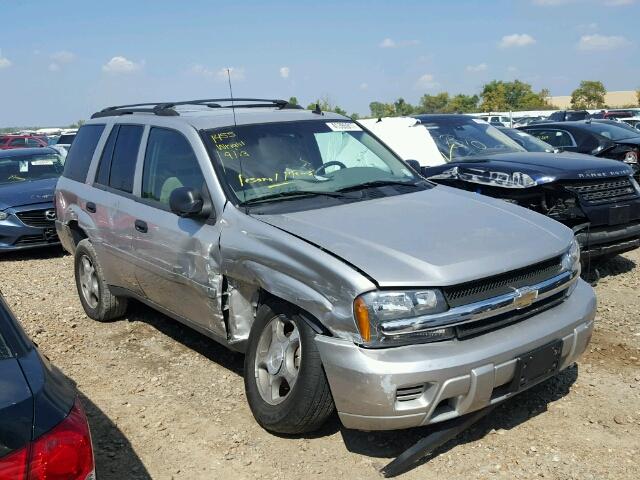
[74,239,127,321]
[244,300,334,434]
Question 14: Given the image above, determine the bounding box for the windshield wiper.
[238,189,352,206]
[337,179,421,192]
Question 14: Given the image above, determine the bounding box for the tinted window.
[527,129,574,148]
[548,112,563,121]
[582,122,640,141]
[63,124,105,182]
[0,331,10,359]
[108,125,143,193]
[26,138,42,147]
[57,134,76,144]
[9,138,26,147]
[142,128,205,206]
[94,126,118,186]
[566,111,588,121]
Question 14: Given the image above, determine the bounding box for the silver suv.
[55,98,596,433]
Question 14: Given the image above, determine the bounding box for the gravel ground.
[1,248,639,479]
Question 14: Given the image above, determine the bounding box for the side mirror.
[405,159,421,172]
[169,186,204,218]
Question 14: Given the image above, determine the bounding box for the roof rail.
[90,98,302,119]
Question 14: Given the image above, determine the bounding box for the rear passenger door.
[131,127,226,338]
[90,124,145,294]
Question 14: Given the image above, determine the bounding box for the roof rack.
[90,98,302,119]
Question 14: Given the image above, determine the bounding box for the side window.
[94,126,119,186]
[62,124,106,182]
[9,138,26,147]
[108,125,143,193]
[142,127,205,206]
[533,130,574,148]
[26,138,42,147]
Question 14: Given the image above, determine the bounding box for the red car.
[0,135,48,150]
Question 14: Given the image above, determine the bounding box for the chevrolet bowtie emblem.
[512,287,538,309]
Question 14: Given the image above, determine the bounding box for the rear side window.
[9,138,26,147]
[94,125,143,193]
[528,129,574,148]
[0,331,10,359]
[63,124,105,182]
[142,128,205,206]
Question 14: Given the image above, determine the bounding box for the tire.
[244,300,335,434]
[74,239,128,321]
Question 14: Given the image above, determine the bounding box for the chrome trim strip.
[380,270,578,336]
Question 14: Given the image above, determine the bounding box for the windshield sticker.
[19,161,28,172]
[31,159,54,165]
[326,122,362,132]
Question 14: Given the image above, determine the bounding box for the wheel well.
[256,288,333,337]
[68,221,88,248]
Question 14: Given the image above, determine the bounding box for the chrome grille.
[565,177,639,205]
[442,256,563,308]
[16,209,56,228]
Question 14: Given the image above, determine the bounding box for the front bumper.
[316,279,596,431]
[0,203,60,251]
[575,221,640,258]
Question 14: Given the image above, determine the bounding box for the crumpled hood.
[258,186,573,287]
[0,177,57,210]
[455,152,632,182]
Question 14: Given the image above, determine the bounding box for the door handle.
[85,202,96,213]
[134,219,148,233]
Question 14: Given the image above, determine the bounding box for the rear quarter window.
[0,331,10,359]
[62,124,106,182]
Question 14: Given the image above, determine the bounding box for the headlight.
[0,211,7,221]
[354,289,453,347]
[623,150,638,164]
[562,238,581,277]
[430,166,541,189]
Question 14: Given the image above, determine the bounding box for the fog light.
[0,212,7,221]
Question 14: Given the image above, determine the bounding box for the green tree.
[305,96,347,116]
[288,96,299,106]
[570,81,606,109]
[417,93,450,113]
[443,94,479,113]
[369,101,397,118]
[393,98,414,116]
[480,80,551,111]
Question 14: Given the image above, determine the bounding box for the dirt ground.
[0,247,639,479]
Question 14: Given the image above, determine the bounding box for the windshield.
[417,117,526,161]
[0,153,64,185]
[584,122,640,141]
[203,120,419,205]
[500,128,554,153]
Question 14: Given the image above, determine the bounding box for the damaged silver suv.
[55,99,596,433]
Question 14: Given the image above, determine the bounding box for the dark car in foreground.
[362,115,640,260]
[0,294,95,479]
[520,120,640,176]
[0,148,64,251]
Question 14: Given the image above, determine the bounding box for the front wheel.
[244,301,334,434]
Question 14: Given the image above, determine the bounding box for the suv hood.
[0,177,57,210]
[258,186,572,287]
[447,152,633,183]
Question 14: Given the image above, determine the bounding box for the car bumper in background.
[0,203,59,251]
[575,221,640,258]
[316,279,596,431]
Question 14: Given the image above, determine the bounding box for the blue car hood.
[433,152,633,183]
[0,177,57,210]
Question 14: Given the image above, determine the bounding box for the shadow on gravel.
[125,300,245,376]
[340,364,579,473]
[78,392,151,480]
[593,254,636,280]
[0,246,66,262]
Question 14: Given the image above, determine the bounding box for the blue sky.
[0,0,638,126]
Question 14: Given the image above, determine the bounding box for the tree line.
[296,80,640,119]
